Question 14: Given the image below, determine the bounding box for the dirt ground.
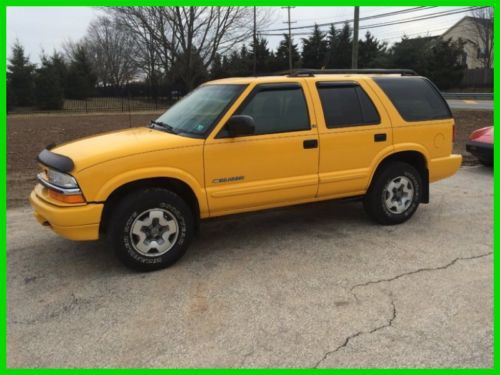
[7,111,162,208]
[6,109,493,208]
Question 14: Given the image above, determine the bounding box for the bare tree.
[104,7,172,86]
[85,16,139,88]
[468,6,494,69]
[102,6,274,91]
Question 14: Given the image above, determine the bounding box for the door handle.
[303,139,318,149]
[374,133,387,142]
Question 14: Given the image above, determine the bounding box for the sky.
[7,6,472,64]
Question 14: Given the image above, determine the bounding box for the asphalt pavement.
[7,166,493,368]
[447,99,493,111]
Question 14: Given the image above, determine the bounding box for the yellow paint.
[30,74,462,240]
[463,100,477,104]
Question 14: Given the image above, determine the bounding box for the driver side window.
[218,84,310,137]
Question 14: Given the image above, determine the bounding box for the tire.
[108,188,194,271]
[363,161,422,225]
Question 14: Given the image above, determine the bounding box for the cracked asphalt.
[7,166,493,368]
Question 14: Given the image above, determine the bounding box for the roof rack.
[287,69,418,77]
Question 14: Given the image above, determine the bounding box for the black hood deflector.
[37,147,75,173]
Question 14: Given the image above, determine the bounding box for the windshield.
[154,84,246,137]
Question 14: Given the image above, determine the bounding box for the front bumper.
[29,185,103,241]
[466,141,493,164]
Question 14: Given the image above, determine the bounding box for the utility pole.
[282,6,296,73]
[351,6,360,69]
[253,6,257,75]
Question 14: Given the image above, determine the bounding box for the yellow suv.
[30,69,462,271]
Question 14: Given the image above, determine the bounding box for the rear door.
[307,79,393,198]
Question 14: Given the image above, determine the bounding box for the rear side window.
[317,83,380,128]
[373,77,452,122]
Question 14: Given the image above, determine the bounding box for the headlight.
[46,169,79,189]
[37,168,85,204]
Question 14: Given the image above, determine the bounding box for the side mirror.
[225,115,255,137]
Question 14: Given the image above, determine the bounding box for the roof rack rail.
[287,69,418,77]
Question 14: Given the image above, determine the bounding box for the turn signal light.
[48,190,85,204]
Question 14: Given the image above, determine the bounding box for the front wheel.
[108,188,194,271]
[364,162,422,225]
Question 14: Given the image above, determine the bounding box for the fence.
[459,68,493,89]
[7,96,176,115]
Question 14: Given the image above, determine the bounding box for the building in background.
[442,16,493,69]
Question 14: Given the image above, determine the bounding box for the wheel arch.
[369,149,430,203]
[99,176,203,236]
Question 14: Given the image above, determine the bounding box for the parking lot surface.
[7,166,493,368]
[447,99,493,111]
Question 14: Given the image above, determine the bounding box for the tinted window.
[235,86,310,135]
[373,77,451,122]
[317,84,380,128]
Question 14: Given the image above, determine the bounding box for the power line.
[358,6,487,30]
[260,6,485,37]
[295,6,401,23]
[260,6,435,33]
[373,18,459,39]
[377,26,451,41]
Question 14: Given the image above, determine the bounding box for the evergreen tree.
[65,45,97,99]
[324,24,338,68]
[423,39,466,90]
[7,42,35,107]
[223,46,251,76]
[273,34,301,72]
[388,36,466,89]
[210,53,226,79]
[358,31,388,68]
[34,55,64,110]
[331,22,352,68]
[301,24,328,68]
[388,35,430,72]
[250,37,272,74]
[49,51,68,95]
[221,55,232,76]
[172,48,208,92]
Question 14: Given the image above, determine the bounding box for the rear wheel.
[364,162,422,225]
[108,188,194,271]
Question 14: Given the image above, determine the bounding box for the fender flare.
[367,144,430,202]
[95,167,209,217]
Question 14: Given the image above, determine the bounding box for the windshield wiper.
[150,120,178,134]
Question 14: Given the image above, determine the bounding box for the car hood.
[51,127,203,172]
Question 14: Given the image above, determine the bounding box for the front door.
[204,81,319,216]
